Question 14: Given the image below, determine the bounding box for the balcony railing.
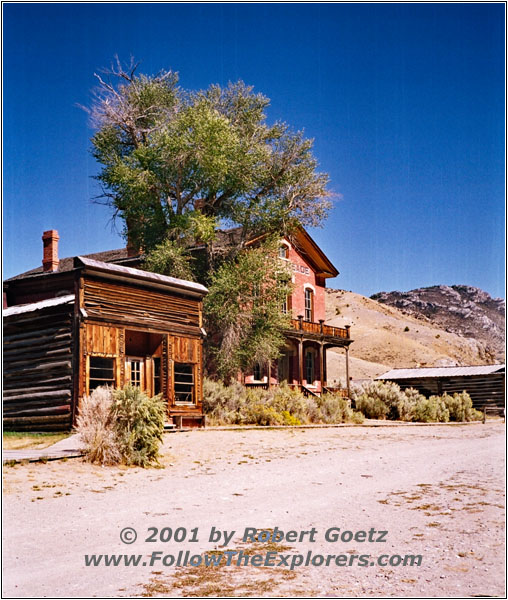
[289,318,350,339]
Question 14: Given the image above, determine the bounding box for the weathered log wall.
[3,305,74,431]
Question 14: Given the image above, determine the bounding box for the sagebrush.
[77,385,165,466]
[352,380,480,423]
[203,378,363,425]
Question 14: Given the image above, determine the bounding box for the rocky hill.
[324,286,504,384]
[371,286,505,362]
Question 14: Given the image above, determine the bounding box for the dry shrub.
[76,387,121,465]
[77,385,165,467]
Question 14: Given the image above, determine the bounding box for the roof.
[221,226,339,278]
[3,294,74,317]
[76,256,208,296]
[377,365,505,380]
[4,248,140,282]
[5,226,339,284]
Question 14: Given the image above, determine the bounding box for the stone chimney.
[42,229,60,272]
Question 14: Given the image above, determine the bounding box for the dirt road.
[3,423,505,597]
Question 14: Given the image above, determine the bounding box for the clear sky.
[3,3,505,298]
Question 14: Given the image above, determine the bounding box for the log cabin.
[3,231,208,431]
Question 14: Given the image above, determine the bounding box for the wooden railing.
[289,318,350,339]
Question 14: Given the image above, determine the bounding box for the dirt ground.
[2,423,505,598]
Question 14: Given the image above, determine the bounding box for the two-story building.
[3,231,208,431]
[242,228,352,396]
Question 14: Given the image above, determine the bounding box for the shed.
[376,365,505,414]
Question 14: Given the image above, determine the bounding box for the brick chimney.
[42,229,60,272]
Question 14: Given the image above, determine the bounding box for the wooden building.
[239,228,353,396]
[376,365,505,414]
[3,231,208,431]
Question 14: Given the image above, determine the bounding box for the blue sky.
[3,3,505,298]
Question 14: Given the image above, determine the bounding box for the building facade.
[243,229,353,396]
[3,232,208,431]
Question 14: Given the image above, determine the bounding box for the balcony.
[289,317,350,340]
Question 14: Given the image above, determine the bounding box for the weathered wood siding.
[3,304,74,431]
[83,277,201,330]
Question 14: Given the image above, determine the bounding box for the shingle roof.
[377,365,505,380]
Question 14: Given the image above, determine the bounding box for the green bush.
[316,393,353,423]
[355,395,389,419]
[443,391,482,422]
[111,385,166,467]
[412,395,449,423]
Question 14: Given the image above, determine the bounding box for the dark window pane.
[89,356,115,391]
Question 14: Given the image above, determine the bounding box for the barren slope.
[325,289,494,382]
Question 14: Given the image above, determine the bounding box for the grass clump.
[77,385,165,467]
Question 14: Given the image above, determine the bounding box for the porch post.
[319,342,324,391]
[298,338,303,386]
[345,345,351,398]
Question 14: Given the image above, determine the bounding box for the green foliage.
[353,380,458,423]
[353,380,402,420]
[111,385,166,467]
[204,239,293,381]
[202,379,358,426]
[442,391,483,422]
[412,396,450,423]
[355,395,389,420]
[143,239,195,281]
[89,61,331,253]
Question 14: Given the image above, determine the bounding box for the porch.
[245,317,353,398]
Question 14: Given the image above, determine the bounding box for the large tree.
[88,58,332,379]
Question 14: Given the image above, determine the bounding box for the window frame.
[88,355,116,393]
[304,288,314,322]
[173,362,196,405]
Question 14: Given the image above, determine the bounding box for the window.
[174,363,195,403]
[304,288,314,322]
[305,351,314,385]
[89,356,115,391]
[253,363,262,381]
[279,244,289,259]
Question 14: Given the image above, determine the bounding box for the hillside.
[324,288,503,383]
[371,285,505,362]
